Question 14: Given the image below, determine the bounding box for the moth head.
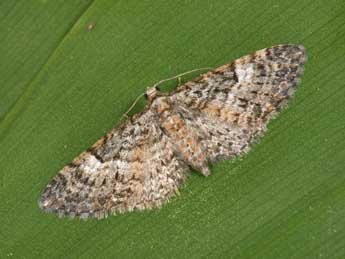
[145,86,160,102]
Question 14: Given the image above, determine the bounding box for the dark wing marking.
[39,109,188,219]
[170,45,307,161]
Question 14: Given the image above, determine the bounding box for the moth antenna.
[122,92,146,120]
[152,67,213,89]
[122,67,212,119]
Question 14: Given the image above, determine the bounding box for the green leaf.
[1,0,344,258]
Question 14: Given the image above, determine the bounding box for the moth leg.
[178,76,182,86]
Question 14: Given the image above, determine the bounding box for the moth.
[39,45,307,219]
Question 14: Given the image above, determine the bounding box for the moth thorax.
[145,87,159,102]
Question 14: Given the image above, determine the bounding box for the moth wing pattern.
[172,44,307,162]
[39,108,189,218]
[39,44,307,218]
